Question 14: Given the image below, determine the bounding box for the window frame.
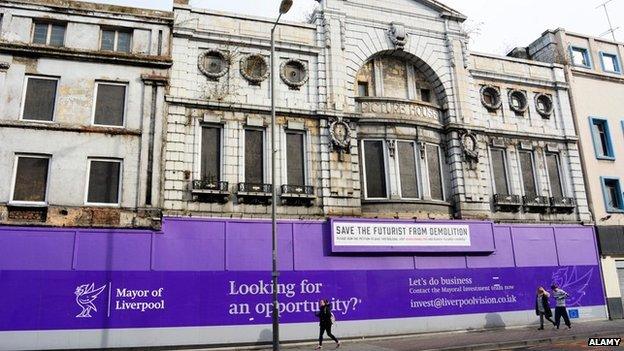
[599,51,622,74]
[242,126,267,184]
[589,117,616,160]
[394,139,422,200]
[361,139,390,200]
[84,158,123,207]
[489,147,511,196]
[91,81,128,128]
[569,46,592,69]
[20,75,60,123]
[424,143,446,202]
[517,150,539,197]
[198,123,224,182]
[31,21,66,47]
[9,154,52,206]
[100,28,133,53]
[284,129,309,187]
[600,176,624,213]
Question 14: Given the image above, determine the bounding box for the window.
[490,148,509,195]
[33,22,65,46]
[570,46,591,68]
[589,117,615,160]
[518,151,537,196]
[86,159,122,205]
[200,126,221,181]
[11,155,50,204]
[600,52,621,73]
[601,177,624,213]
[93,82,126,127]
[420,89,431,103]
[21,76,58,121]
[426,144,444,201]
[545,153,563,198]
[362,140,387,199]
[101,29,132,53]
[480,86,501,110]
[357,81,369,97]
[245,129,264,184]
[397,141,419,199]
[286,131,306,186]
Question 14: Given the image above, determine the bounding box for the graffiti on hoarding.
[0,266,604,332]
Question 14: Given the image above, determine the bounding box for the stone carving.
[388,22,408,50]
[480,85,502,110]
[358,99,439,121]
[240,54,269,85]
[508,89,528,114]
[198,49,229,80]
[535,93,554,118]
[329,118,351,161]
[0,62,9,72]
[323,17,331,48]
[387,139,396,158]
[280,59,309,90]
[461,131,479,170]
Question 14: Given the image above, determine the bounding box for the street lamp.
[270,1,293,350]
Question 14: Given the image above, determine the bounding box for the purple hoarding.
[0,265,603,332]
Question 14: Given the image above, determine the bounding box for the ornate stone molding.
[329,118,351,151]
[480,85,502,110]
[198,49,229,80]
[240,54,269,85]
[280,59,309,90]
[388,22,408,50]
[535,93,554,118]
[508,89,528,114]
[461,130,480,170]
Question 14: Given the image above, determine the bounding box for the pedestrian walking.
[315,299,340,349]
[535,287,555,330]
[551,284,572,329]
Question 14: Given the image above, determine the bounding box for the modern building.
[0,0,172,229]
[0,1,609,350]
[510,28,624,320]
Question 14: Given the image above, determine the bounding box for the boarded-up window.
[491,148,509,195]
[22,77,57,121]
[33,23,65,46]
[87,160,121,204]
[286,131,305,186]
[12,156,49,203]
[101,29,132,53]
[427,144,444,201]
[546,153,563,198]
[201,126,221,181]
[381,57,408,99]
[363,140,387,198]
[245,129,264,184]
[357,82,369,97]
[519,151,537,197]
[398,141,418,198]
[94,83,126,126]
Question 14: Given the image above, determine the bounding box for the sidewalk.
[190,320,624,351]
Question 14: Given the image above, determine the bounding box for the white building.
[0,0,172,228]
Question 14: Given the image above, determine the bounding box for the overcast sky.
[86,0,624,54]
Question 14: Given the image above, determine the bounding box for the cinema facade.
[0,0,608,350]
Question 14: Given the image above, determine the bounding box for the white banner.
[332,222,471,247]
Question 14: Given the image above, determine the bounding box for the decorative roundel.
[461,132,478,153]
[480,85,502,110]
[329,120,351,149]
[280,59,309,89]
[508,89,528,113]
[535,93,554,118]
[240,54,269,84]
[198,50,229,79]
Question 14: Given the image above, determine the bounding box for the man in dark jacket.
[315,299,340,349]
[535,287,555,330]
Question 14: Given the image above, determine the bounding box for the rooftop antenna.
[596,0,619,41]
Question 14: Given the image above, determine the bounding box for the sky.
[85,0,624,54]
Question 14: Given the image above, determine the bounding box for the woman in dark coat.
[315,299,340,349]
[535,287,555,330]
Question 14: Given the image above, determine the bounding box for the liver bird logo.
[551,267,593,307]
[75,283,107,318]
